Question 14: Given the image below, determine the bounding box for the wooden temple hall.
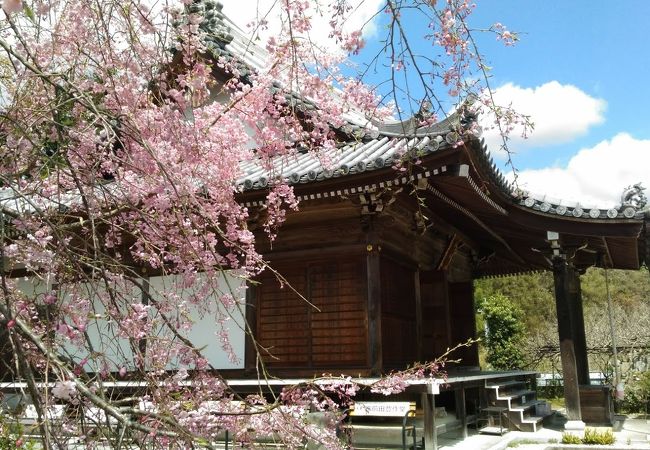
[195,2,650,439]
[1,2,648,448]
[235,101,649,437]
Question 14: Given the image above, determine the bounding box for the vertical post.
[455,384,468,439]
[139,276,150,366]
[244,282,258,373]
[422,389,438,450]
[552,255,584,428]
[568,266,590,386]
[442,274,453,350]
[366,241,382,375]
[605,268,622,406]
[414,269,423,362]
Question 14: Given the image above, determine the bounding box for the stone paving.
[435,414,650,450]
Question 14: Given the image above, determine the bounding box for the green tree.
[475,272,555,335]
[477,293,526,370]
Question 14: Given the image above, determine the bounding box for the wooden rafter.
[422,180,527,265]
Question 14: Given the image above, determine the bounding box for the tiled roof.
[237,132,457,191]
[4,2,644,225]
[193,2,646,221]
[237,111,648,221]
[193,0,375,132]
[467,136,647,220]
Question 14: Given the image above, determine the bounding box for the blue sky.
[467,1,650,207]
[221,0,650,207]
[471,1,650,164]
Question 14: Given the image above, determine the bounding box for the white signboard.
[350,401,415,417]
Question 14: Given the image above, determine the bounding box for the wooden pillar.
[244,282,258,373]
[569,266,590,386]
[366,241,382,375]
[455,384,468,439]
[442,273,453,350]
[552,255,583,423]
[421,391,438,450]
[414,269,423,362]
[138,276,150,369]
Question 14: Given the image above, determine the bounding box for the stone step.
[478,425,508,435]
[498,388,536,400]
[510,399,544,412]
[486,379,527,390]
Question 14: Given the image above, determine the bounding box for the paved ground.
[435,414,650,450]
[341,411,650,450]
[15,413,650,449]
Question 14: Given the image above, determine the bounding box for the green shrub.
[0,431,22,450]
[0,415,35,450]
[622,371,650,414]
[477,293,526,370]
[582,427,615,445]
[561,432,582,444]
[621,387,646,414]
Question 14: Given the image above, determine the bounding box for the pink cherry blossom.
[52,380,78,403]
[0,0,513,446]
[1,0,22,14]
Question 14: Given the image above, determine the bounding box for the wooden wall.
[420,270,452,362]
[380,257,417,369]
[249,193,480,376]
[255,256,368,372]
[419,273,479,367]
[448,281,479,366]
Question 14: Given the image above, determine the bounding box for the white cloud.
[219,0,383,50]
[511,133,650,208]
[482,81,606,156]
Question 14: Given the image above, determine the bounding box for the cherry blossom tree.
[0,0,516,447]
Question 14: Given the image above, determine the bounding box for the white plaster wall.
[148,272,246,370]
[15,272,246,372]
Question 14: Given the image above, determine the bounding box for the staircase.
[482,378,551,433]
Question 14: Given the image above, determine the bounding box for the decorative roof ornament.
[459,100,479,129]
[174,0,233,56]
[620,183,647,211]
[511,187,528,200]
[415,98,434,122]
[196,0,234,48]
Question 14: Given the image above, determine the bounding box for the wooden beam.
[407,191,482,253]
[455,384,468,439]
[261,243,367,261]
[423,181,527,265]
[421,392,438,450]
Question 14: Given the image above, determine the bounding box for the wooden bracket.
[435,234,461,271]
